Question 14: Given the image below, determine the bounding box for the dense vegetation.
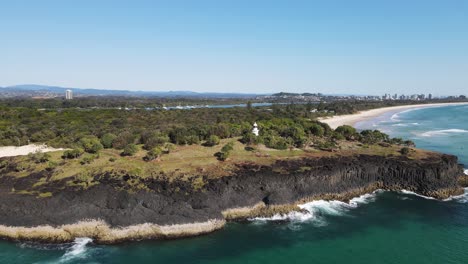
[0,97,417,164]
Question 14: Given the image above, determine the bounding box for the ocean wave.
[443,188,468,203]
[400,190,437,200]
[58,237,93,263]
[465,169,468,176]
[420,129,468,137]
[251,191,379,224]
[392,122,419,127]
[390,113,400,121]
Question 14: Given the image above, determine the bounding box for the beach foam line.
[319,102,468,129]
[400,190,437,200]
[420,129,468,137]
[250,191,379,223]
[443,188,468,203]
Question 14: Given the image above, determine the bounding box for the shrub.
[308,124,324,137]
[62,148,84,159]
[46,161,58,171]
[335,125,358,140]
[215,141,235,161]
[400,147,411,155]
[29,152,51,163]
[100,133,117,149]
[121,144,138,156]
[80,155,97,165]
[204,135,220,147]
[144,147,163,161]
[113,131,137,149]
[79,136,103,154]
[164,143,175,153]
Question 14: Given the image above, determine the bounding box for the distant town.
[0,85,466,103]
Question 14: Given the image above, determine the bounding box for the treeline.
[0,97,256,109]
[0,100,418,153]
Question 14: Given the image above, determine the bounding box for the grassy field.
[0,139,430,197]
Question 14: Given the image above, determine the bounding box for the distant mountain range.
[0,84,266,98]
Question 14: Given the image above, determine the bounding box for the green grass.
[0,139,434,194]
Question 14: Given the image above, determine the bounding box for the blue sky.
[1,0,467,95]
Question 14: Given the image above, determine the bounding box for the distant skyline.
[1,0,467,96]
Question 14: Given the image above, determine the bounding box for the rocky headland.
[0,151,465,244]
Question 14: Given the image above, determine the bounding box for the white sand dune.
[319,102,468,129]
[0,144,65,158]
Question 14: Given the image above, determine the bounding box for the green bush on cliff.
[400,147,411,155]
[100,133,117,149]
[62,148,84,159]
[79,136,104,154]
[204,135,220,147]
[144,147,163,161]
[121,144,139,156]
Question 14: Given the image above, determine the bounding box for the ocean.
[1,104,467,264]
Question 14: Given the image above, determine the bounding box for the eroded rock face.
[0,154,464,228]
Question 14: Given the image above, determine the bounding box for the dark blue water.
[1,104,467,264]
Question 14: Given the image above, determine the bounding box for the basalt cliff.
[0,152,465,243]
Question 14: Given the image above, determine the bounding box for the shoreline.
[319,102,468,129]
[0,184,465,245]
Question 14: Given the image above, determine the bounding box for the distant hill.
[0,84,266,98]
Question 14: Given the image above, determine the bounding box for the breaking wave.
[420,129,468,137]
[392,122,419,127]
[58,237,93,263]
[443,188,468,203]
[400,190,436,200]
[250,191,379,225]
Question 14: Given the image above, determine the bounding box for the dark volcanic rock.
[0,154,464,227]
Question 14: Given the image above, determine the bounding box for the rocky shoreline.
[0,153,465,244]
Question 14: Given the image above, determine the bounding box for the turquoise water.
[1,104,468,264]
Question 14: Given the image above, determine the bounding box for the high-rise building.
[428,94,433,100]
[65,89,73,100]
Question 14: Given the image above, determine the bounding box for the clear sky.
[1,0,467,95]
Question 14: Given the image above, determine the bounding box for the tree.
[100,133,117,149]
[144,147,163,161]
[335,125,358,140]
[62,148,84,159]
[80,136,103,153]
[204,135,220,146]
[246,101,252,110]
[121,144,138,156]
[308,124,324,137]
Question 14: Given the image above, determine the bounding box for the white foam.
[251,191,379,224]
[464,169,468,176]
[443,188,468,203]
[58,237,93,263]
[420,129,468,137]
[400,190,436,200]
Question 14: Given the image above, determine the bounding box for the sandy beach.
[319,102,468,129]
[0,144,65,158]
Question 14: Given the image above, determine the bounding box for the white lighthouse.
[252,122,259,136]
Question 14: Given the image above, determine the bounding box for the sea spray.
[250,191,379,224]
[58,237,93,263]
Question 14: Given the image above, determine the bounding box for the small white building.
[252,122,259,136]
[65,89,73,100]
